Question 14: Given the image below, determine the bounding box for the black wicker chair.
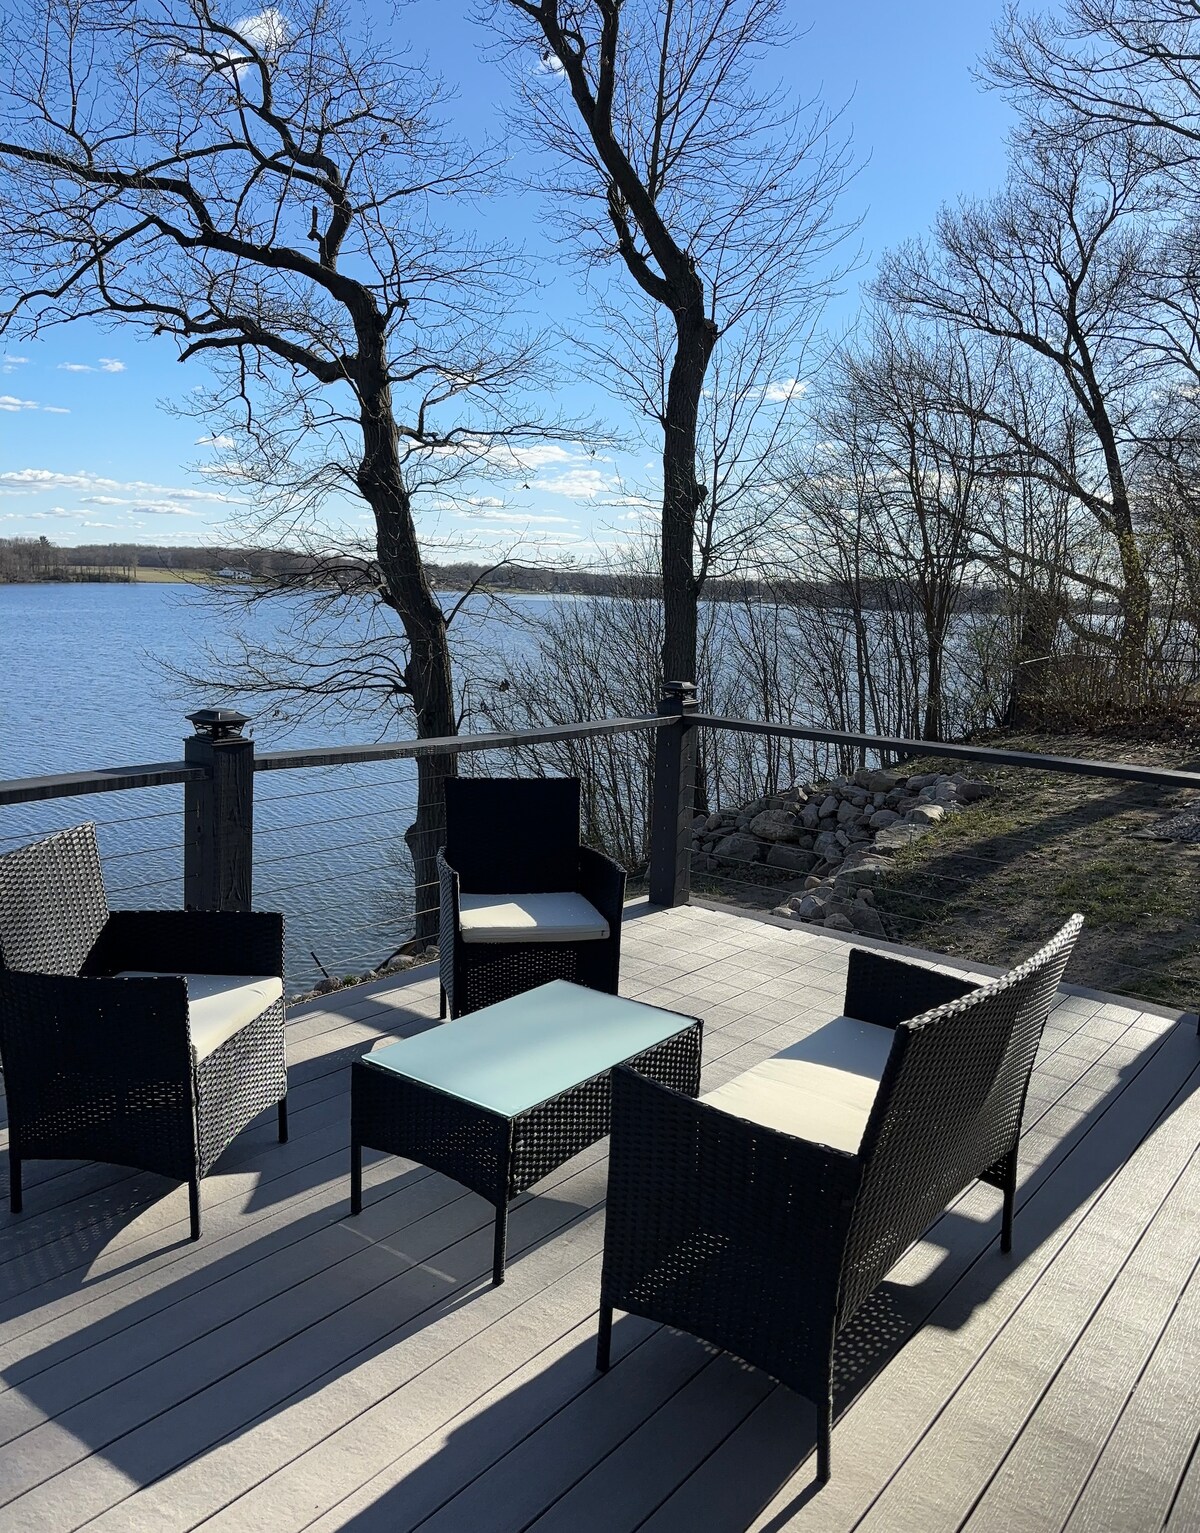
[0,823,288,1240]
[437,777,626,1018]
[597,915,1083,1484]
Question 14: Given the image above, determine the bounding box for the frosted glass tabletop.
[361,979,697,1118]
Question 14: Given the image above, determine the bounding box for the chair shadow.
[0,1013,1194,1533]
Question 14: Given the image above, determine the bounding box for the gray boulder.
[818,793,839,819]
[713,832,763,865]
[869,807,901,830]
[749,808,799,843]
[874,821,932,853]
[958,780,996,803]
[800,802,821,830]
[836,798,860,824]
[766,843,817,874]
[907,803,946,825]
[823,912,855,933]
[850,904,887,938]
[813,830,843,863]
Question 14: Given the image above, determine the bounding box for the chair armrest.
[89,910,284,979]
[602,1067,861,1358]
[0,970,193,1089]
[844,947,980,1030]
[578,845,626,930]
[437,848,461,942]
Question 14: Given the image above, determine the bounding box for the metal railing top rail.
[693,714,1200,793]
[0,715,665,808]
[253,714,664,773]
[3,707,1197,808]
[0,760,206,808]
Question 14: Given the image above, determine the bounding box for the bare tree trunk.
[662,302,718,682]
[357,363,457,945]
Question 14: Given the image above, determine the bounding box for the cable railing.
[0,689,1196,1012]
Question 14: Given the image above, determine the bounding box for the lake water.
[1,581,548,990]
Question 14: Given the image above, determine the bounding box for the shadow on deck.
[0,901,1197,1533]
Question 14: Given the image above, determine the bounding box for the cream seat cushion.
[118,971,284,1060]
[701,1013,894,1154]
[458,892,609,945]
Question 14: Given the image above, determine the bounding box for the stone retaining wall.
[692,765,996,939]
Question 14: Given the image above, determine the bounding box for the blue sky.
[0,0,1015,557]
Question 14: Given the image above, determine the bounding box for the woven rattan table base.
[350,1010,702,1285]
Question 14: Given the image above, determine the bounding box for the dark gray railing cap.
[186,708,251,740]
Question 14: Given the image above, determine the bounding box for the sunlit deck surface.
[1,900,1198,1533]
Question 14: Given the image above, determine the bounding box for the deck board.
[0,900,1196,1533]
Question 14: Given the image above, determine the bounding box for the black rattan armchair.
[437,777,626,1018]
[597,916,1082,1484]
[0,823,288,1240]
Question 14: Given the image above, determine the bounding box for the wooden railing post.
[648,680,699,907]
[184,709,254,911]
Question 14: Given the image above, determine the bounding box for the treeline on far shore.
[0,537,1115,618]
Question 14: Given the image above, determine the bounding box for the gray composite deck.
[0,899,1198,1533]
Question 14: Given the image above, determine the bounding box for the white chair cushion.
[457,892,609,945]
[701,1013,894,1154]
[117,971,284,1060]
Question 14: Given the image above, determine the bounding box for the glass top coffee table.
[349,979,702,1284]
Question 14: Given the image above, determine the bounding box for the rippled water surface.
[1,581,544,990]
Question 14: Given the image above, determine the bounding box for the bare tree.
[484,0,853,684]
[877,127,1162,697]
[0,0,568,935]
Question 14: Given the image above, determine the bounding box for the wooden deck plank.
[0,968,806,1530]
[0,967,835,1403]
[225,972,1174,1533]
[739,1021,1200,1532]
[0,905,1194,1533]
[1062,1254,1200,1533]
[963,1147,1200,1533]
[848,1050,1200,1533]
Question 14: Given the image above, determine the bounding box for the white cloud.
[453,507,573,525]
[57,358,127,374]
[761,377,809,404]
[536,468,611,499]
[0,395,68,414]
[1,354,27,375]
[195,433,236,448]
[0,469,247,505]
[80,495,202,516]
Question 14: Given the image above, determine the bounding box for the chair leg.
[9,1154,21,1216]
[277,1096,289,1143]
[999,1150,1018,1255]
[816,1395,832,1484]
[350,1139,363,1216]
[596,1301,613,1372]
[188,1177,202,1242]
[439,984,448,1020]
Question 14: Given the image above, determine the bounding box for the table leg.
[350,1139,362,1215]
[492,1198,509,1286]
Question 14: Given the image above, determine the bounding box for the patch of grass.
[872,739,1200,1011]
